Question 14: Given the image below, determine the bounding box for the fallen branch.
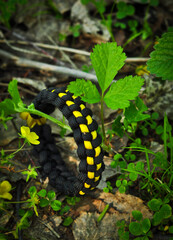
[0,49,98,82]
[0,39,149,62]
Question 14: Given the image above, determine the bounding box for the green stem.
[123,168,172,195]
[4,200,28,204]
[99,12,115,42]
[145,148,151,177]
[26,108,71,131]
[97,204,109,222]
[12,142,26,156]
[100,95,106,145]
[123,31,142,48]
[163,114,168,161]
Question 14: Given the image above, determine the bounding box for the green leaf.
[119,185,126,193]
[63,216,73,226]
[147,198,162,211]
[129,172,138,181]
[116,2,135,19]
[132,210,143,221]
[129,222,142,236]
[124,97,150,123]
[0,99,16,116]
[135,162,144,171]
[150,0,159,7]
[159,204,172,219]
[169,226,173,234]
[116,180,122,187]
[50,200,62,211]
[119,160,127,169]
[67,79,101,103]
[104,76,144,110]
[90,42,126,93]
[81,0,90,4]
[141,218,151,234]
[0,234,7,240]
[114,21,126,29]
[60,205,71,215]
[8,79,22,106]
[153,211,163,226]
[155,125,163,134]
[114,153,123,161]
[128,162,135,170]
[103,187,109,193]
[151,112,159,120]
[39,199,49,207]
[112,116,124,137]
[47,191,56,201]
[147,32,173,80]
[122,180,127,186]
[66,196,80,205]
[142,128,148,136]
[110,160,118,168]
[153,152,167,169]
[28,186,37,197]
[37,189,47,197]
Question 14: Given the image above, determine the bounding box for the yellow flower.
[20,112,46,128]
[0,181,13,200]
[135,65,150,76]
[21,126,40,145]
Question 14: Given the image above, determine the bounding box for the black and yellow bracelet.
[23,87,105,196]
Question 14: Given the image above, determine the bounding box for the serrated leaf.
[8,79,22,105]
[0,99,16,116]
[67,79,101,103]
[124,97,150,123]
[104,76,144,110]
[112,116,124,137]
[147,32,173,80]
[90,42,126,93]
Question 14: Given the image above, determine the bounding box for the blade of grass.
[163,114,168,161]
[97,204,109,222]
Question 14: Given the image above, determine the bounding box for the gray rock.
[145,76,173,120]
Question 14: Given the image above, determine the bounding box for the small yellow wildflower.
[135,65,150,76]
[21,126,40,145]
[0,181,13,200]
[20,112,46,128]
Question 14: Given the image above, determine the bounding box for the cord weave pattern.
[31,87,105,196]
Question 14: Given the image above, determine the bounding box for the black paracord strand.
[31,87,105,196]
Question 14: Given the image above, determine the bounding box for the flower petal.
[27,132,40,145]
[20,112,29,120]
[21,126,30,138]
[0,181,12,193]
[0,192,13,200]
[27,115,36,128]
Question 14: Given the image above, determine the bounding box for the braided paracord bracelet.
[24,86,105,196]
